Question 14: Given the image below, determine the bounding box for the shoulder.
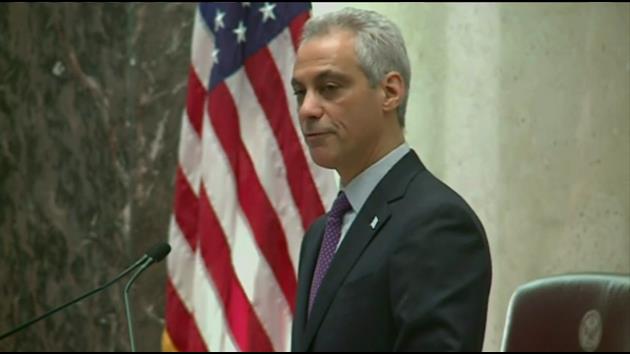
[406,168,484,227]
[388,166,489,258]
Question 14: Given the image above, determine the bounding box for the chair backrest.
[501,273,630,352]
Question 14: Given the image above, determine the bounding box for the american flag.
[162,2,336,351]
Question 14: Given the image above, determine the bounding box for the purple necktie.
[308,192,352,316]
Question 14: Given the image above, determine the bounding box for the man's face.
[291,30,385,172]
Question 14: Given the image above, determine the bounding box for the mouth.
[304,131,333,145]
[305,132,330,138]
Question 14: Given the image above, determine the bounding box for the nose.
[298,91,324,121]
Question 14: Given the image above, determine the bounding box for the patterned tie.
[308,191,352,316]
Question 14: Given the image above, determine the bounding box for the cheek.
[326,90,381,139]
[346,97,381,133]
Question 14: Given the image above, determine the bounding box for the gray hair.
[301,7,411,127]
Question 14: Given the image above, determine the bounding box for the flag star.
[259,2,277,23]
[233,21,247,43]
[212,48,220,64]
[214,9,225,32]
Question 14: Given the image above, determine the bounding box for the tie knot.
[329,191,351,220]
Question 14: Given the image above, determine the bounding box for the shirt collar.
[341,142,410,214]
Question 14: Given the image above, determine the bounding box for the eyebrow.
[291,70,349,88]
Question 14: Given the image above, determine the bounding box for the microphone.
[0,242,171,342]
[123,242,171,352]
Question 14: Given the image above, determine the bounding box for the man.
[290,7,492,352]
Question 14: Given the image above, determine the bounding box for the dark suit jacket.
[291,150,492,352]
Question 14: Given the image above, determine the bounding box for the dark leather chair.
[501,273,630,352]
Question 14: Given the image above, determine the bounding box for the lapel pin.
[370,216,378,229]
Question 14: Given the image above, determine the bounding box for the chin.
[308,148,338,170]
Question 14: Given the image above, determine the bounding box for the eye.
[322,83,338,92]
[293,89,305,105]
[320,83,340,98]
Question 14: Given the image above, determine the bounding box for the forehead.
[292,30,363,83]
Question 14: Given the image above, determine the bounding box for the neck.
[339,129,404,186]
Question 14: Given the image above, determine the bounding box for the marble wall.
[0,3,195,351]
[313,3,630,351]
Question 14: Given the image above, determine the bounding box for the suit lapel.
[302,150,425,351]
[293,217,326,349]
[303,202,391,349]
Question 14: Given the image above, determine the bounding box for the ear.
[381,71,405,114]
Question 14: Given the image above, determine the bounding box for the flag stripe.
[225,68,305,270]
[197,186,274,351]
[177,110,201,196]
[165,280,208,352]
[186,67,206,136]
[169,217,238,351]
[166,219,198,346]
[245,48,325,231]
[289,10,310,51]
[167,219,196,305]
[174,166,199,246]
[199,95,292,351]
[191,251,239,352]
[190,7,214,90]
[208,82,297,310]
